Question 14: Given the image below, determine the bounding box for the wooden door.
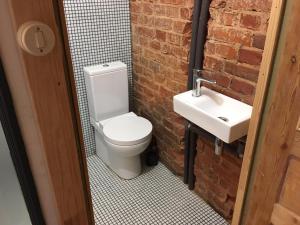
[270,123,300,224]
[239,0,300,224]
[0,0,93,224]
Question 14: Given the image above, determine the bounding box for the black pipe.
[184,0,202,184]
[188,131,198,190]
[184,0,212,185]
[183,123,191,184]
[187,0,203,90]
[194,0,211,70]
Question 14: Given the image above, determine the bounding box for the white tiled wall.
[63,0,133,156]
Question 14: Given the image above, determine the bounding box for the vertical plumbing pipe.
[194,0,211,69]
[188,132,198,190]
[185,0,212,188]
[183,123,191,184]
[184,0,202,184]
[187,0,203,90]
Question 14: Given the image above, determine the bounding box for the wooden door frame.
[232,0,300,224]
[240,0,300,223]
[0,0,94,224]
[53,1,95,223]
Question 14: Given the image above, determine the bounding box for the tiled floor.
[87,155,228,225]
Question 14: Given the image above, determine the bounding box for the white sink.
[173,87,252,143]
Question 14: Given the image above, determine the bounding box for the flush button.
[103,64,109,67]
[17,21,55,56]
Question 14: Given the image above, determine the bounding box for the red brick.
[140,57,149,67]
[230,78,256,95]
[150,40,161,50]
[204,56,224,71]
[139,15,154,26]
[219,12,236,26]
[210,0,227,9]
[173,21,192,34]
[182,35,191,47]
[180,8,193,20]
[221,88,243,102]
[205,41,216,55]
[143,3,153,15]
[231,0,272,12]
[154,17,173,30]
[208,26,252,46]
[165,6,180,18]
[224,61,259,82]
[160,0,193,6]
[166,33,181,45]
[138,27,155,38]
[214,72,231,88]
[215,43,237,60]
[155,30,166,42]
[139,36,149,46]
[253,34,266,50]
[130,3,142,13]
[154,5,165,16]
[143,49,156,59]
[240,13,261,30]
[131,14,138,24]
[238,48,263,65]
[148,60,160,73]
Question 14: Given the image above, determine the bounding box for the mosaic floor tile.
[88,155,228,225]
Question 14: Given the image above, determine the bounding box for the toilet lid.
[103,116,153,146]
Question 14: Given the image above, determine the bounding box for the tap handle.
[198,78,217,84]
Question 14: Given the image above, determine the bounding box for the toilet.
[84,61,152,179]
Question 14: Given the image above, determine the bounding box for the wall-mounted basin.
[173,87,252,143]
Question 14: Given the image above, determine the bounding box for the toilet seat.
[103,116,152,146]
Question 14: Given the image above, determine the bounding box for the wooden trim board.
[231,0,286,224]
[240,0,300,222]
[53,1,95,224]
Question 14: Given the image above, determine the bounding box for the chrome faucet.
[192,69,216,97]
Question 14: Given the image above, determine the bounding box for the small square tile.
[88,155,229,225]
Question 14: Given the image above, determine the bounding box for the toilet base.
[105,139,151,179]
[109,153,142,179]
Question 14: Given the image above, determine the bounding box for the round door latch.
[17,21,55,56]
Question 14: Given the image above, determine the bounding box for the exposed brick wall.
[130,0,194,174]
[194,138,242,218]
[203,0,272,105]
[130,0,272,219]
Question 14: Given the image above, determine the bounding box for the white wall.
[0,123,31,225]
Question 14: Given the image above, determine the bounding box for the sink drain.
[218,116,229,122]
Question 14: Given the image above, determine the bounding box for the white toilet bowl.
[84,61,153,179]
[93,112,152,179]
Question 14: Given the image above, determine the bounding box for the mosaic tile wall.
[63,0,133,156]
